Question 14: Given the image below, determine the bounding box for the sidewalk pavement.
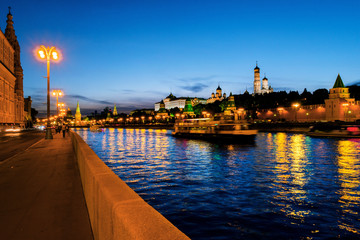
[0,131,94,240]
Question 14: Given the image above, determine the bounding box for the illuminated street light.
[292,103,300,122]
[52,90,63,115]
[342,103,349,121]
[36,45,61,139]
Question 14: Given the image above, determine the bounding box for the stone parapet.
[70,131,189,240]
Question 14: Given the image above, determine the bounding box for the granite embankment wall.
[70,131,189,240]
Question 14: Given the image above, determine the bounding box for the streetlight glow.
[35,45,62,139]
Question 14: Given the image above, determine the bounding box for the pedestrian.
[62,124,66,138]
[66,124,69,133]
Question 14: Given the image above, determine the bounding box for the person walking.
[62,124,66,138]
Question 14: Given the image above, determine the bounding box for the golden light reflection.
[337,140,360,234]
[271,133,310,220]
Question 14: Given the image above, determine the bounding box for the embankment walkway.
[0,132,94,240]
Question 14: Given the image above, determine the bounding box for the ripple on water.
[75,129,360,239]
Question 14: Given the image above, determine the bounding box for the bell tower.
[253,62,261,94]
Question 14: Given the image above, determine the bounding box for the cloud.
[179,83,208,93]
[66,94,113,105]
[348,80,360,86]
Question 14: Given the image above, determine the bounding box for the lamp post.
[52,90,63,115]
[37,45,61,139]
[292,103,300,122]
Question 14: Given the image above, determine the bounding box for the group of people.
[55,124,69,138]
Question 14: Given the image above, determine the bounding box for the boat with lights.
[173,118,257,142]
[306,125,360,138]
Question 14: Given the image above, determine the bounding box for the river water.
[75,128,360,239]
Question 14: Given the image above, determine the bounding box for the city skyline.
[1,0,359,114]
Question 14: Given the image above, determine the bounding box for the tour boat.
[89,125,104,132]
[306,125,360,138]
[173,118,258,143]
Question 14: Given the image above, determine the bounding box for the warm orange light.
[52,51,58,60]
[292,103,300,108]
[38,50,46,59]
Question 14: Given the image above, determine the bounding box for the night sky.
[1,0,359,114]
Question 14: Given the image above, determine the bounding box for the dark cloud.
[66,94,113,105]
[179,83,208,93]
[348,80,360,86]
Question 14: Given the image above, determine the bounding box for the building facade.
[0,9,24,126]
[256,75,360,122]
[253,63,273,95]
[207,85,227,104]
[155,93,206,111]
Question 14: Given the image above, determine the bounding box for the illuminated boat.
[306,125,360,138]
[173,118,257,142]
[89,125,103,132]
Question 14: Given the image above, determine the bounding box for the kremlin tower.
[75,101,82,124]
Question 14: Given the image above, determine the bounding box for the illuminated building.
[75,101,81,124]
[183,98,195,117]
[207,85,227,103]
[325,74,357,121]
[156,100,168,117]
[224,93,236,115]
[0,8,24,127]
[113,104,118,116]
[155,93,206,111]
[253,63,273,95]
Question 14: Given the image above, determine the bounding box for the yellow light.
[38,50,46,59]
[292,103,300,108]
[59,92,62,96]
[52,51,58,60]
[52,92,56,96]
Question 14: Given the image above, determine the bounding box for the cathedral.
[207,85,226,104]
[253,63,273,95]
[0,8,24,127]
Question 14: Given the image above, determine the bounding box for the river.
[75,128,360,239]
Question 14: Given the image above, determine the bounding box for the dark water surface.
[75,128,360,239]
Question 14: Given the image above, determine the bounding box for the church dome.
[216,85,222,90]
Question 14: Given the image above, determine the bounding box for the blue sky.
[1,0,359,114]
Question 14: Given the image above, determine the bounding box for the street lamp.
[37,45,61,139]
[52,90,63,115]
[292,103,300,122]
[342,103,349,121]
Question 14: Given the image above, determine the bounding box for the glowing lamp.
[38,50,46,59]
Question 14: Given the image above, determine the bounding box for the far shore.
[71,121,359,135]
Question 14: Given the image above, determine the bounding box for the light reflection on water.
[75,128,360,239]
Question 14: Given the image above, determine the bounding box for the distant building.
[207,85,226,104]
[0,8,24,127]
[75,101,81,124]
[253,63,273,95]
[155,93,206,111]
[113,104,118,116]
[156,100,169,118]
[183,98,195,117]
[325,74,359,121]
[224,93,236,115]
[256,74,360,122]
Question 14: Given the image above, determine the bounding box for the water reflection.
[75,129,360,239]
[337,140,360,234]
[270,133,311,221]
